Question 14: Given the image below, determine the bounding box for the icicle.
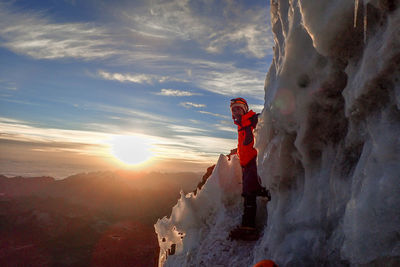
[354,0,359,27]
[363,0,368,43]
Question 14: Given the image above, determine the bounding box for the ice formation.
[155,0,400,266]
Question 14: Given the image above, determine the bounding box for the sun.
[109,135,153,166]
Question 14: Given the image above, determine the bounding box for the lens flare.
[275,88,296,115]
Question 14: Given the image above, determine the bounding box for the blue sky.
[0,0,273,177]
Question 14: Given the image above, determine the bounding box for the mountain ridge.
[0,170,201,266]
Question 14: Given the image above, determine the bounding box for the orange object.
[234,110,258,166]
[253,259,278,267]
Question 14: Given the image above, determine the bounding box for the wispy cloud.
[206,12,273,59]
[198,111,230,119]
[0,0,273,177]
[150,134,236,161]
[0,80,18,91]
[0,117,27,124]
[0,116,235,172]
[0,3,116,60]
[0,1,272,62]
[189,119,201,124]
[0,2,269,99]
[185,60,266,99]
[78,102,173,124]
[156,89,201,97]
[98,70,185,85]
[167,125,207,134]
[98,70,155,84]
[0,2,170,62]
[249,104,265,112]
[122,0,273,58]
[214,124,236,133]
[180,102,206,108]
[121,0,207,41]
[0,117,109,156]
[173,135,236,156]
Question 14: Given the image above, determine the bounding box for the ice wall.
[156,0,400,266]
[257,0,400,265]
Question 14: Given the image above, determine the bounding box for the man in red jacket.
[229,97,270,240]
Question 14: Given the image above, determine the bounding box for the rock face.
[156,1,400,266]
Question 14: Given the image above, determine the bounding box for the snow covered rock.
[155,155,258,267]
[156,1,400,266]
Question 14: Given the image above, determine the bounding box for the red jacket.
[234,110,258,167]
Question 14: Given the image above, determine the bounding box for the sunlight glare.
[110,135,153,166]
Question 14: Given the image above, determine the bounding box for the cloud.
[189,119,200,124]
[0,138,116,178]
[198,111,230,119]
[188,60,265,98]
[180,102,206,108]
[249,104,265,112]
[0,3,116,60]
[0,80,18,91]
[123,0,273,58]
[205,9,273,59]
[0,1,273,64]
[0,116,236,175]
[0,2,170,62]
[0,2,270,100]
[0,113,229,157]
[78,102,174,124]
[167,125,207,134]
[121,0,207,41]
[207,25,272,59]
[0,117,109,156]
[174,135,236,155]
[214,124,236,133]
[156,89,201,97]
[0,0,272,176]
[150,134,236,161]
[98,70,186,85]
[98,70,155,84]
[0,117,27,124]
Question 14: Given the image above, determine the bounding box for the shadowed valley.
[0,171,200,267]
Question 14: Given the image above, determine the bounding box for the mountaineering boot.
[228,195,260,241]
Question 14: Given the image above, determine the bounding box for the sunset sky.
[0,0,274,178]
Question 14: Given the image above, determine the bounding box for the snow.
[155,1,400,266]
[155,155,264,267]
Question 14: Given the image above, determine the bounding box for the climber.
[228,97,271,241]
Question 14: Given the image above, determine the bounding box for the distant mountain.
[0,175,55,197]
[0,171,201,266]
